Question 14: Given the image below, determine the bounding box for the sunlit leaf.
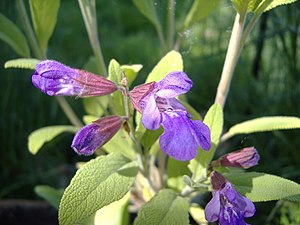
[29,0,60,55]
[83,96,109,117]
[103,128,136,160]
[189,204,208,225]
[134,189,189,225]
[108,59,125,115]
[28,125,78,154]
[121,64,143,87]
[145,50,183,83]
[263,0,298,11]
[183,0,220,28]
[34,185,64,209]
[0,13,30,57]
[59,153,138,225]
[167,158,189,192]
[4,58,40,70]
[225,172,300,202]
[222,116,300,141]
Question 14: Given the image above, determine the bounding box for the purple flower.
[218,147,260,169]
[130,71,211,161]
[205,171,256,225]
[72,116,123,155]
[32,60,118,97]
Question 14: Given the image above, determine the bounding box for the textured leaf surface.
[29,0,60,54]
[28,126,78,154]
[264,0,298,11]
[184,0,220,28]
[59,153,138,225]
[225,172,300,202]
[134,189,189,225]
[189,103,223,178]
[4,58,40,70]
[35,185,64,209]
[145,50,183,83]
[222,116,300,141]
[0,13,30,57]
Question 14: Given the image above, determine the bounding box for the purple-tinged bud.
[129,82,155,113]
[32,60,118,97]
[205,171,256,224]
[71,116,123,155]
[218,147,260,169]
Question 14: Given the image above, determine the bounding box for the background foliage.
[0,0,300,224]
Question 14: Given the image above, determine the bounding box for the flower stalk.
[214,2,249,108]
[78,0,107,76]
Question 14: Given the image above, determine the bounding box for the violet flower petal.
[190,120,211,151]
[32,60,117,97]
[159,111,198,161]
[155,71,192,98]
[141,94,162,130]
[204,191,220,222]
[71,123,106,155]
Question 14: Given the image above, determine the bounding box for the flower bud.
[32,60,118,97]
[71,116,123,155]
[218,147,260,169]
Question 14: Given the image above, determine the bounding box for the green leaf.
[34,185,64,209]
[141,127,163,151]
[83,96,109,117]
[28,125,78,154]
[4,58,40,70]
[82,115,99,125]
[29,0,60,55]
[263,0,298,11]
[0,13,30,57]
[108,59,125,115]
[103,128,136,160]
[134,189,189,225]
[183,0,220,28]
[222,116,300,141]
[232,0,297,13]
[145,50,183,83]
[81,193,130,225]
[225,172,300,202]
[59,153,138,225]
[121,64,143,87]
[167,158,190,192]
[132,0,161,29]
[188,103,223,179]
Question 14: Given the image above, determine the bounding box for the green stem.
[167,0,175,50]
[158,151,167,188]
[214,3,248,108]
[78,0,107,76]
[16,0,44,59]
[56,97,83,127]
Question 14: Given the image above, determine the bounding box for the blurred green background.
[1,0,300,224]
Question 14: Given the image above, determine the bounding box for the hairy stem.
[214,6,248,108]
[78,0,107,76]
[16,0,44,59]
[167,0,175,50]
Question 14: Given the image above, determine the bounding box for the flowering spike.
[71,116,122,155]
[205,171,256,225]
[218,147,260,169]
[32,60,118,97]
[129,71,211,161]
